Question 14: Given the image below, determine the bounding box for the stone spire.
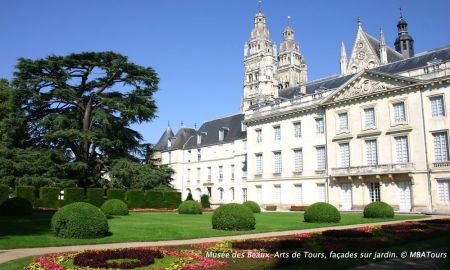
[241,10,278,111]
[340,41,348,74]
[276,17,307,92]
[379,28,388,64]
[394,9,414,58]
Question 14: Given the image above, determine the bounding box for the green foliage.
[110,158,174,190]
[38,187,60,208]
[200,194,211,208]
[51,202,109,238]
[364,201,395,218]
[101,199,129,216]
[178,200,203,215]
[126,189,146,208]
[304,202,341,223]
[242,201,261,213]
[63,188,85,205]
[15,186,35,205]
[185,193,194,201]
[164,192,181,208]
[107,189,126,201]
[0,197,33,216]
[86,188,105,207]
[13,52,161,187]
[212,203,256,231]
[145,190,164,208]
[0,184,9,205]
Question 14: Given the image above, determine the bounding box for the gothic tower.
[394,11,414,58]
[276,23,307,93]
[241,12,278,111]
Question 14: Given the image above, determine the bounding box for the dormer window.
[241,122,247,132]
[167,139,172,148]
[197,135,202,145]
[219,127,229,142]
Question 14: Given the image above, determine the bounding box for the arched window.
[195,188,202,201]
[230,187,235,201]
[218,188,224,201]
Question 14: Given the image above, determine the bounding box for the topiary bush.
[164,192,182,208]
[63,188,85,205]
[107,189,126,201]
[51,202,109,238]
[200,194,211,208]
[304,202,341,223]
[126,189,146,208]
[0,185,9,205]
[242,201,261,213]
[86,188,105,207]
[15,186,35,205]
[185,192,194,201]
[178,200,203,214]
[38,187,60,208]
[212,203,256,231]
[363,201,394,218]
[0,197,33,216]
[101,199,129,216]
[145,190,164,208]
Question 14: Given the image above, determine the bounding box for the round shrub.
[363,201,394,218]
[0,197,33,216]
[212,203,256,231]
[51,202,109,238]
[304,202,341,223]
[178,200,203,214]
[242,201,261,213]
[101,199,129,216]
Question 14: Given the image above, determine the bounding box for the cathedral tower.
[241,12,278,111]
[394,11,414,58]
[276,21,307,93]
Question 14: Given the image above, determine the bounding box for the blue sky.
[1,0,449,144]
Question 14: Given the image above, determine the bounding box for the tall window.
[366,139,378,166]
[207,167,211,181]
[187,150,191,162]
[339,112,349,131]
[196,168,201,182]
[255,153,263,174]
[317,184,326,202]
[340,143,350,167]
[364,107,376,128]
[431,96,445,117]
[274,185,281,204]
[243,188,248,202]
[219,130,225,141]
[168,152,172,163]
[231,165,235,180]
[274,151,282,173]
[256,129,262,143]
[316,146,326,170]
[316,118,324,134]
[218,188,224,201]
[294,184,303,204]
[433,132,449,162]
[294,149,303,172]
[393,102,406,123]
[230,187,235,201]
[274,126,281,141]
[197,149,201,161]
[395,136,409,163]
[369,182,381,202]
[438,180,450,203]
[294,122,302,138]
[187,169,191,183]
[256,185,262,203]
[219,166,223,181]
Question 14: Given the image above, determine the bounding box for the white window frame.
[392,101,407,124]
[255,153,263,175]
[365,139,378,166]
[294,122,302,138]
[273,151,282,174]
[274,125,281,141]
[317,183,326,202]
[338,112,349,131]
[316,118,324,134]
[231,164,235,180]
[364,107,376,128]
[187,168,191,183]
[433,131,449,162]
[368,182,381,202]
[207,167,211,181]
[294,148,303,172]
[437,180,450,203]
[316,146,326,170]
[394,135,410,164]
[256,129,262,143]
[196,167,201,182]
[219,165,223,181]
[339,142,350,168]
[294,184,303,204]
[430,95,446,117]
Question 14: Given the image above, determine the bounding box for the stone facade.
[155,12,450,214]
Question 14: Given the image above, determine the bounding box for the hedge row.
[0,185,9,205]
[10,186,181,209]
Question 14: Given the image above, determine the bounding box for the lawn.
[0,211,423,249]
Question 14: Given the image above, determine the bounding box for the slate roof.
[154,126,175,151]
[365,33,405,63]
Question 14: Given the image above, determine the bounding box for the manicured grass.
[0,211,423,249]
[0,256,34,270]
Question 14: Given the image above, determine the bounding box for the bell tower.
[394,9,414,58]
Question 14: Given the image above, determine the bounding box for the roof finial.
[357,16,362,27]
[258,0,262,12]
[167,121,170,127]
[287,15,291,26]
[194,122,197,129]
[400,7,403,18]
[181,120,184,127]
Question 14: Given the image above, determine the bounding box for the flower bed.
[73,249,163,269]
[321,228,373,238]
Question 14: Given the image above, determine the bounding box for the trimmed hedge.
[126,189,146,208]
[178,200,203,214]
[51,202,109,239]
[304,202,341,223]
[201,194,211,208]
[243,201,261,213]
[15,186,35,205]
[0,197,33,216]
[63,188,85,205]
[164,192,181,208]
[107,189,126,201]
[38,187,60,208]
[363,201,394,218]
[101,199,129,216]
[212,203,256,231]
[86,188,105,207]
[0,185,8,205]
[145,190,165,208]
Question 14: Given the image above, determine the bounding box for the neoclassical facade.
[155,12,450,213]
